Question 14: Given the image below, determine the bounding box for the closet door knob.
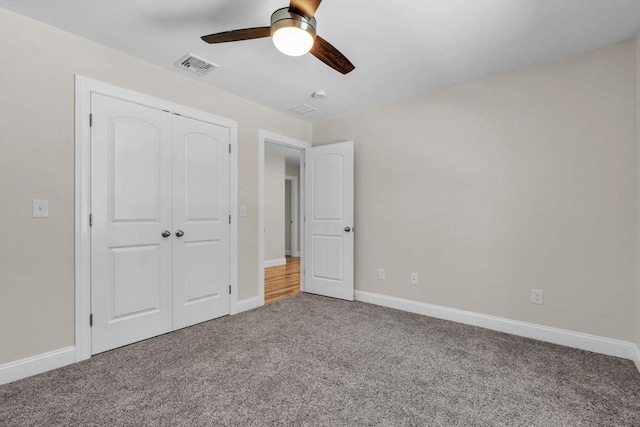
[161,230,171,238]
[344,226,351,232]
[175,230,184,237]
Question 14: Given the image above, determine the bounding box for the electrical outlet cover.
[531,289,544,305]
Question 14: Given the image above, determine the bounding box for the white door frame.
[284,175,299,257]
[74,75,239,362]
[258,130,310,306]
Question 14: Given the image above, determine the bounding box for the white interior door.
[304,141,354,300]
[172,115,230,329]
[90,94,173,354]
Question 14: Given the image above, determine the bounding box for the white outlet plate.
[411,272,419,285]
[531,289,544,305]
[32,199,48,218]
[378,269,385,280]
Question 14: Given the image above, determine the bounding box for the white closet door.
[304,141,354,300]
[172,115,230,329]
[90,94,173,354]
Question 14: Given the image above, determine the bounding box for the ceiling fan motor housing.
[270,7,317,39]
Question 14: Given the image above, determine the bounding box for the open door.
[304,141,354,300]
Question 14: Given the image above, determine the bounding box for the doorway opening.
[264,142,302,303]
[258,131,354,306]
[258,130,310,306]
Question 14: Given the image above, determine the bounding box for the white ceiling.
[1,0,639,122]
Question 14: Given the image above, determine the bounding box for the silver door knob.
[344,226,351,232]
[161,230,171,238]
[175,230,184,237]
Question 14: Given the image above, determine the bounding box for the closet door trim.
[74,75,238,362]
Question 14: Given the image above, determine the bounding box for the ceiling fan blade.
[310,36,355,75]
[289,0,322,18]
[201,27,271,44]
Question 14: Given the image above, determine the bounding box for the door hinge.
[89,113,93,127]
[229,214,231,224]
[229,144,231,154]
[89,213,93,226]
[89,314,93,327]
[229,285,232,295]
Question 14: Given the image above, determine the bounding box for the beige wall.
[264,154,285,262]
[313,40,638,343]
[0,9,311,364]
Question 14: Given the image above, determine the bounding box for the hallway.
[264,257,300,304]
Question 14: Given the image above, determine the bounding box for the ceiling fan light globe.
[272,27,315,56]
[270,7,317,57]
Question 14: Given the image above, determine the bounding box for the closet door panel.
[172,115,230,329]
[90,94,173,354]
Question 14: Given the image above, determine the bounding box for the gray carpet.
[1,294,639,426]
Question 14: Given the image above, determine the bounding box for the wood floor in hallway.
[265,257,301,304]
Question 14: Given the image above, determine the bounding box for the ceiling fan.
[200,0,355,74]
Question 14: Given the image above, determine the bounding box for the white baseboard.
[633,343,640,373]
[355,290,640,372]
[285,251,301,257]
[235,296,263,314]
[3,295,636,386]
[1,294,266,385]
[264,258,286,267]
[0,346,76,385]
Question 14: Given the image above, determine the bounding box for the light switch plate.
[240,205,247,217]
[32,199,48,218]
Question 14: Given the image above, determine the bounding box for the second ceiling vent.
[174,53,219,76]
[289,103,317,115]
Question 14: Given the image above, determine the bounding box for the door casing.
[284,175,299,257]
[74,75,239,363]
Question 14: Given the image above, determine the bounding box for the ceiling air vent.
[174,53,219,76]
[289,103,317,115]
